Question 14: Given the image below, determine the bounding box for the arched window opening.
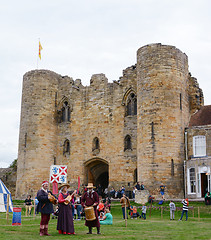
[92,137,100,152]
[126,93,137,116]
[124,135,132,151]
[63,139,70,155]
[61,101,71,122]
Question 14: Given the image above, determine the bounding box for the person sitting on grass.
[130,205,141,219]
[100,207,113,225]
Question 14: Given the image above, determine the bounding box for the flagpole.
[37,38,40,69]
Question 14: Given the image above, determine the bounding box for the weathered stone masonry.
[16,43,203,199]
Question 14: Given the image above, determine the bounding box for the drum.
[84,206,96,221]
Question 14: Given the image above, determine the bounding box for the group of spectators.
[96,182,145,200]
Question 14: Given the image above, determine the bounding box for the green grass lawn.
[0,201,211,240]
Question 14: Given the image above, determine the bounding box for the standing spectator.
[75,194,82,220]
[25,195,32,216]
[104,187,108,198]
[205,191,211,205]
[120,193,130,219]
[37,181,55,236]
[179,198,189,221]
[140,182,145,190]
[97,184,102,197]
[169,200,176,220]
[141,204,147,220]
[109,187,116,198]
[35,197,39,215]
[160,183,166,199]
[57,184,76,235]
[132,187,137,199]
[135,182,141,190]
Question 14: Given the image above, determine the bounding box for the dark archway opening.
[85,159,109,194]
[96,172,109,190]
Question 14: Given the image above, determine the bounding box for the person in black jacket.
[37,181,56,236]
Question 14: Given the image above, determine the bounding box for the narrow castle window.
[124,135,132,151]
[24,133,27,148]
[171,159,174,176]
[92,137,100,151]
[134,168,137,183]
[63,139,70,155]
[126,93,137,116]
[180,93,182,110]
[61,101,70,122]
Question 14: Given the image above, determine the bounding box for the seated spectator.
[98,200,105,216]
[104,199,111,210]
[130,205,141,219]
[117,188,122,198]
[135,182,141,190]
[121,186,125,196]
[100,208,113,225]
[148,195,154,204]
[140,182,145,190]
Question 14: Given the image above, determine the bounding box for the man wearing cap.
[37,181,56,236]
[81,183,101,234]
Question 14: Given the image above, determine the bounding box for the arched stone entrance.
[84,158,109,190]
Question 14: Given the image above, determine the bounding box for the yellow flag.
[39,41,43,60]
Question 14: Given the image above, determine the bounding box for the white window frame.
[197,173,201,198]
[187,167,196,194]
[193,135,206,157]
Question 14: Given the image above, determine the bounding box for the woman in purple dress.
[81,183,101,234]
[57,184,76,235]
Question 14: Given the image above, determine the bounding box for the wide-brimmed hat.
[58,183,70,190]
[86,183,96,189]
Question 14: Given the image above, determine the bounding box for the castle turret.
[136,44,190,197]
[16,70,59,198]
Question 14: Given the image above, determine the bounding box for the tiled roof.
[189,105,211,127]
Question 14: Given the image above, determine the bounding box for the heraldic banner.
[50,165,67,194]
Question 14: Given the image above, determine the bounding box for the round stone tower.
[16,70,59,198]
[136,44,190,197]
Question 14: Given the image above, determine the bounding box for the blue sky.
[0,0,211,167]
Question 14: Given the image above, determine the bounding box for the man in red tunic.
[81,183,101,234]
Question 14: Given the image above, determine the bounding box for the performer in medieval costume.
[57,183,76,235]
[37,181,56,236]
[81,183,101,234]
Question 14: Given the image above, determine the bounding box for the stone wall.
[16,43,204,199]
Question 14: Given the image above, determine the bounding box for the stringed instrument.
[64,190,77,205]
[48,192,57,205]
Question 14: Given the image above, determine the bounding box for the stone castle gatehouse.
[16,43,204,199]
